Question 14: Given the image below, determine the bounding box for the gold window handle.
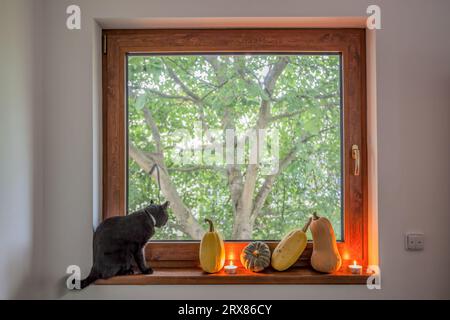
[352,145,360,176]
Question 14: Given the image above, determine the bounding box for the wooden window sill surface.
[95,267,370,285]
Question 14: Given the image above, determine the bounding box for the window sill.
[95,266,370,285]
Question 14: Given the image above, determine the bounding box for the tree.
[127,54,342,240]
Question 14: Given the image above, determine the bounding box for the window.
[127,53,343,241]
[103,29,367,280]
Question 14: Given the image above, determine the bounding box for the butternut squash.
[199,219,225,273]
[310,212,342,273]
[271,217,312,271]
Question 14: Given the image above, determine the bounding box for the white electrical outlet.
[405,233,425,251]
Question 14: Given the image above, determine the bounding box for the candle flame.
[353,260,357,266]
[229,260,234,266]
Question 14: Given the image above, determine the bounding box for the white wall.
[4,0,449,299]
[0,0,44,299]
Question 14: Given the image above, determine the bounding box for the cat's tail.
[80,269,99,289]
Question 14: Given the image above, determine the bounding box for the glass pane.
[127,54,342,241]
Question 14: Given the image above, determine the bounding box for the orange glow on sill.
[224,243,245,266]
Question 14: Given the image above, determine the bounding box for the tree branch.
[222,104,244,215]
[250,126,337,222]
[128,85,194,103]
[166,57,217,88]
[145,88,194,102]
[163,61,212,133]
[204,56,227,85]
[264,56,290,96]
[164,63,203,103]
[233,56,261,88]
[274,93,338,103]
[269,110,303,123]
[232,57,290,238]
[142,108,163,153]
[203,59,245,219]
[168,165,226,174]
[129,145,204,239]
[129,144,157,172]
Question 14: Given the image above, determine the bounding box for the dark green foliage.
[127,54,342,240]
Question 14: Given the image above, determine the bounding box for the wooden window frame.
[102,29,368,283]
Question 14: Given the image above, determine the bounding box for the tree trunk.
[231,213,253,239]
[230,57,289,239]
[129,145,204,239]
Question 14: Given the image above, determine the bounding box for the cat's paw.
[125,268,135,275]
[142,267,153,275]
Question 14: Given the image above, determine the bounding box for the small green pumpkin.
[240,241,271,272]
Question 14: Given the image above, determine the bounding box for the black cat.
[80,201,169,289]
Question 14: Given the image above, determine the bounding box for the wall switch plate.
[405,233,425,251]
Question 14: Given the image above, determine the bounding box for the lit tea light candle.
[224,261,238,274]
[348,260,362,274]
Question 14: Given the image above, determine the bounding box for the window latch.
[352,144,360,176]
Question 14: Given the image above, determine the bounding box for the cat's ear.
[161,201,170,209]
